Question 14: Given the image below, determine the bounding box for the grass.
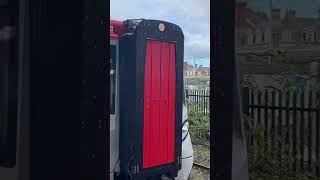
[190,167,209,180]
[187,103,210,179]
[186,97,320,180]
[244,116,320,180]
[187,103,210,141]
[193,144,210,167]
[190,144,210,180]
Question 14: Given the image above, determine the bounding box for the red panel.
[143,40,176,168]
[168,43,176,162]
[159,42,170,164]
[143,41,152,168]
[150,41,161,167]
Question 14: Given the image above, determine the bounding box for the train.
[110,19,193,180]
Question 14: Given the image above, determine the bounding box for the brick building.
[236,1,320,90]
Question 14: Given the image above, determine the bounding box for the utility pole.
[193,57,195,78]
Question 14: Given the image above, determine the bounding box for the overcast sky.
[111,0,210,67]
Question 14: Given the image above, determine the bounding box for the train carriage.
[110,19,193,180]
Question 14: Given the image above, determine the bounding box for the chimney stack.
[285,8,296,19]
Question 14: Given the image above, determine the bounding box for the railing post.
[186,89,189,100]
[242,87,250,115]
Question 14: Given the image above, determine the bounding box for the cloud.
[184,31,210,59]
[110,0,210,60]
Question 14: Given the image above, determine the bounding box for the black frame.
[118,19,184,179]
[0,0,247,179]
[211,0,237,180]
[110,44,116,114]
[0,0,19,168]
[26,0,109,179]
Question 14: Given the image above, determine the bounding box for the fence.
[242,87,320,175]
[185,89,210,115]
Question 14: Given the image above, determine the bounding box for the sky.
[110,0,210,67]
[110,0,320,68]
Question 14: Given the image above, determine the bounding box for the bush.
[188,102,210,140]
[244,115,319,180]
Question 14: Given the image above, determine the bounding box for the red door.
[143,40,176,168]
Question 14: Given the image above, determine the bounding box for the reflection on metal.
[0,26,15,41]
[0,0,8,7]
[232,59,249,180]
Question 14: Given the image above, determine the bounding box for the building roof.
[236,2,269,31]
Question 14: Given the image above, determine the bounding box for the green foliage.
[243,115,320,180]
[242,75,259,92]
[187,102,210,140]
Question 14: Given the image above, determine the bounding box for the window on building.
[308,34,312,41]
[282,31,290,41]
[272,33,280,48]
[241,37,246,46]
[303,32,306,41]
[290,32,294,41]
[252,33,256,44]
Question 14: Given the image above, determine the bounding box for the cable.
[126,140,136,180]
[182,155,193,160]
[181,119,189,128]
[182,131,189,142]
[182,119,190,142]
[127,154,134,180]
